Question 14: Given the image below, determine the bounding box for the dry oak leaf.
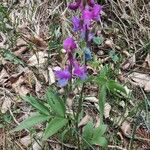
[12,76,29,96]
[104,103,111,119]
[78,113,91,127]
[128,72,150,92]
[121,121,131,136]
[0,69,9,85]
[28,51,48,67]
[1,96,11,113]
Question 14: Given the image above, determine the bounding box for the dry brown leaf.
[0,69,9,85]
[0,32,6,48]
[104,103,111,119]
[85,97,99,103]
[78,113,91,127]
[20,135,31,147]
[95,115,100,127]
[29,35,47,48]
[14,46,28,57]
[66,94,74,110]
[48,67,55,85]
[122,50,131,57]
[1,97,11,113]
[122,54,136,70]
[16,38,27,47]
[28,51,48,67]
[143,54,150,68]
[12,76,29,96]
[34,77,42,95]
[121,121,131,136]
[128,72,150,92]
[105,39,114,48]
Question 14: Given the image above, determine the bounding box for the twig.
[47,139,77,149]
[108,145,127,150]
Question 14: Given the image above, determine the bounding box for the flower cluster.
[55,0,102,87]
[55,37,87,87]
[70,0,102,61]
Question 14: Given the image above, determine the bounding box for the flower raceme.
[55,0,102,87]
[63,37,77,52]
[55,36,87,87]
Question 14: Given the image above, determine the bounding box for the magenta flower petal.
[82,8,93,28]
[55,69,71,79]
[87,0,95,7]
[82,9,93,20]
[72,16,81,32]
[73,64,87,80]
[92,4,102,20]
[55,69,71,87]
[63,37,77,52]
[68,0,81,10]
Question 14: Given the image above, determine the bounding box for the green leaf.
[93,36,104,45]
[91,136,108,149]
[107,80,126,94]
[93,124,107,138]
[12,113,50,132]
[43,117,68,140]
[22,96,50,115]
[99,85,107,123]
[83,121,93,141]
[46,89,65,117]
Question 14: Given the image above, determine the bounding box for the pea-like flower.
[55,68,71,87]
[82,8,93,27]
[73,63,87,80]
[68,0,81,10]
[87,0,95,7]
[92,4,102,21]
[63,37,77,52]
[72,16,81,32]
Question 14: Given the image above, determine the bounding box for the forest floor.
[0,0,150,150]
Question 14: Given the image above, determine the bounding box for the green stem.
[75,83,85,150]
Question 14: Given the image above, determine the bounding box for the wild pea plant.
[12,0,126,149]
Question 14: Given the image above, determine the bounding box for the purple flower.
[72,16,81,32]
[82,8,93,28]
[87,0,95,7]
[55,69,71,87]
[82,8,93,21]
[63,37,77,52]
[73,63,87,80]
[92,4,102,20]
[68,0,81,10]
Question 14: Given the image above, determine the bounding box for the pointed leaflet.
[42,117,68,140]
[91,136,108,149]
[107,80,126,94]
[83,121,93,141]
[22,96,50,115]
[93,124,107,138]
[46,89,65,117]
[12,113,50,132]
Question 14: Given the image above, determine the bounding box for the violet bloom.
[73,63,87,80]
[55,69,71,87]
[72,16,81,32]
[92,4,102,20]
[68,0,81,10]
[63,37,77,52]
[82,8,93,27]
[87,0,95,7]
